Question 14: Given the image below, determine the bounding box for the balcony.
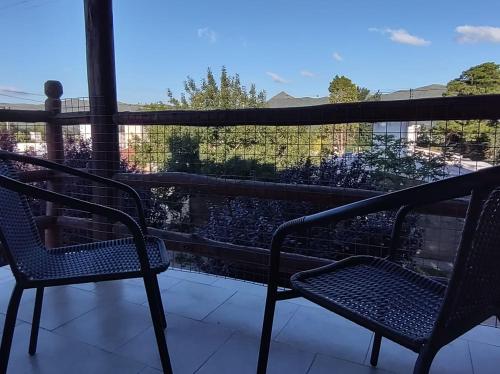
[2,2,500,372]
[1,79,500,373]
[1,266,499,374]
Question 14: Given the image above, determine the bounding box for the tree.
[329,75,358,103]
[0,129,17,152]
[328,75,371,103]
[445,62,500,96]
[163,67,266,110]
[133,67,320,171]
[134,67,268,170]
[433,62,500,161]
[325,75,374,155]
[361,135,446,189]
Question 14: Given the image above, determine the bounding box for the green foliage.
[433,62,500,160]
[326,76,374,154]
[0,130,17,152]
[328,75,360,103]
[445,62,500,96]
[356,87,371,101]
[143,102,171,111]
[366,90,382,101]
[14,131,30,143]
[204,157,276,180]
[135,67,269,171]
[165,132,201,173]
[328,75,372,103]
[134,67,326,171]
[361,135,447,189]
[161,66,267,110]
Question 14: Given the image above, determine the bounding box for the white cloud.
[300,70,315,78]
[370,27,431,46]
[197,27,217,43]
[455,25,500,43]
[332,52,343,61]
[266,72,288,84]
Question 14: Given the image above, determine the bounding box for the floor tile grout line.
[362,331,375,365]
[40,303,101,332]
[466,340,476,374]
[272,304,378,368]
[312,350,400,374]
[200,289,238,322]
[272,303,301,341]
[192,330,238,373]
[47,289,151,330]
[135,364,150,374]
[305,353,319,374]
[107,313,160,354]
[141,277,234,309]
[15,320,145,358]
[460,335,500,348]
[50,296,152,347]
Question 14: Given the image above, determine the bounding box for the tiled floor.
[1,265,500,373]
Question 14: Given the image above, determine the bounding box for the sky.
[0,0,499,104]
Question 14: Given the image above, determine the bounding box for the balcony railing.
[1,83,500,285]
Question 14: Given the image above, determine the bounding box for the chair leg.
[153,275,167,329]
[413,344,438,374]
[0,284,23,374]
[29,287,44,355]
[257,285,278,374]
[143,275,173,374]
[370,333,382,366]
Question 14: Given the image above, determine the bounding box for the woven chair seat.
[291,256,447,347]
[17,236,169,283]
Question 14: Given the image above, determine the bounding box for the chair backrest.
[0,159,45,278]
[438,187,500,338]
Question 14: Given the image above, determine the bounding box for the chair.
[258,165,500,374]
[0,151,173,374]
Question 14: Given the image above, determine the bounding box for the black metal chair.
[258,165,500,374]
[0,151,173,374]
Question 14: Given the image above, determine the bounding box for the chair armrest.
[0,151,147,232]
[0,174,154,275]
[267,164,500,285]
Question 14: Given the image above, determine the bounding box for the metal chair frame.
[258,164,500,374]
[0,151,173,374]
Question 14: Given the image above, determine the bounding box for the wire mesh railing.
[110,119,478,280]
[1,95,499,287]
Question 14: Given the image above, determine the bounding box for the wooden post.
[44,80,64,247]
[84,0,120,240]
[84,0,120,179]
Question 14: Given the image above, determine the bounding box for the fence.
[1,83,500,287]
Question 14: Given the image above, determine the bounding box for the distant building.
[373,84,446,146]
[0,99,147,152]
[71,100,146,149]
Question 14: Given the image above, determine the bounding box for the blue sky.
[1,0,499,104]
